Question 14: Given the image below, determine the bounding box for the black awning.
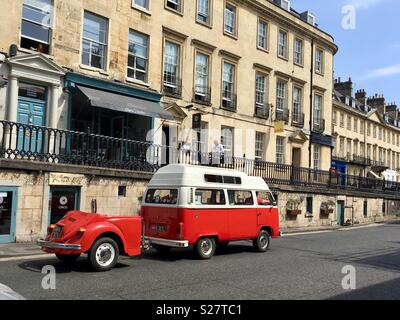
[76,85,174,120]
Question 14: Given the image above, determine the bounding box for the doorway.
[0,187,17,244]
[337,200,345,226]
[17,83,47,153]
[292,148,301,167]
[162,124,170,165]
[49,187,80,224]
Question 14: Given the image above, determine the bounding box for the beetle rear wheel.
[89,237,119,272]
[195,237,216,259]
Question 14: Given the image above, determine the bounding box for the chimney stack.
[355,89,367,106]
[334,77,353,97]
[367,94,386,115]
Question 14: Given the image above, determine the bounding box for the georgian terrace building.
[332,78,400,183]
[8,0,399,243]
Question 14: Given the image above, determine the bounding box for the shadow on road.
[18,258,129,274]
[330,278,400,300]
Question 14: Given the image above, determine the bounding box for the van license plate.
[151,224,166,232]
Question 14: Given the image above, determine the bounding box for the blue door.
[17,97,46,153]
[0,187,17,244]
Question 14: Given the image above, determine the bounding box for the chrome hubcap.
[260,235,268,248]
[95,243,115,267]
[200,239,213,256]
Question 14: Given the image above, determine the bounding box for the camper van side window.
[223,176,242,184]
[256,191,274,206]
[145,189,178,205]
[195,189,226,205]
[204,175,223,183]
[228,190,254,206]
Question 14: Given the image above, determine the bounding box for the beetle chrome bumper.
[37,240,82,251]
[145,237,189,248]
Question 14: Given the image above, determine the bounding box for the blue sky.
[293,0,400,104]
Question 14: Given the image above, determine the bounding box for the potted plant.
[286,198,302,216]
[320,200,335,215]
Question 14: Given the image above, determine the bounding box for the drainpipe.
[309,38,315,169]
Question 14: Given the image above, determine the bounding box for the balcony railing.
[163,77,182,98]
[221,93,237,111]
[193,86,212,105]
[313,119,325,133]
[292,112,305,127]
[2,120,400,195]
[255,103,270,119]
[275,109,289,123]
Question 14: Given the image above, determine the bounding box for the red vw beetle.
[38,211,142,271]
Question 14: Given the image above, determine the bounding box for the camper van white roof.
[149,164,270,191]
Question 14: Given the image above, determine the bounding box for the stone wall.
[0,169,150,242]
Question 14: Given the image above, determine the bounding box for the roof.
[148,164,271,191]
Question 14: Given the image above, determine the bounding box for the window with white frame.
[340,113,344,128]
[127,30,149,82]
[255,132,265,161]
[315,48,324,74]
[294,38,303,65]
[276,136,285,164]
[221,126,234,158]
[133,0,149,10]
[276,80,287,112]
[194,52,209,97]
[224,4,236,35]
[293,86,302,123]
[82,11,108,70]
[166,0,182,12]
[313,145,321,170]
[257,20,268,50]
[255,73,268,115]
[21,0,53,54]
[163,41,180,88]
[333,111,337,125]
[314,94,323,126]
[222,62,235,109]
[347,115,352,130]
[197,0,210,24]
[278,30,288,59]
[347,139,352,158]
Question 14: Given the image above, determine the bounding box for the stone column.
[4,75,18,154]
[48,84,59,157]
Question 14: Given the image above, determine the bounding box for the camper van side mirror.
[272,200,277,207]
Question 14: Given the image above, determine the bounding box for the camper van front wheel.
[253,230,271,252]
[195,237,216,259]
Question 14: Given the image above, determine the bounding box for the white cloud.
[365,64,400,79]
[346,0,385,8]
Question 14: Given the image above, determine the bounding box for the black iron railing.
[2,120,400,194]
[193,86,212,105]
[275,109,289,123]
[292,112,305,127]
[255,103,270,119]
[163,77,182,98]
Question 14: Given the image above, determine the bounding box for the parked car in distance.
[142,164,280,259]
[38,211,142,271]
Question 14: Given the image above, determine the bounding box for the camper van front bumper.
[145,237,189,248]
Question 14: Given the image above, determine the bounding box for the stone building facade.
[0,0,398,244]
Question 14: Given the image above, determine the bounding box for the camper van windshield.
[145,189,178,205]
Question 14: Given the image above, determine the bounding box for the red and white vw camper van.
[141,164,280,259]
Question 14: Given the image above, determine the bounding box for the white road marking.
[0,283,26,300]
[282,223,383,237]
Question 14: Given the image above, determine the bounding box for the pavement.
[0,221,400,299]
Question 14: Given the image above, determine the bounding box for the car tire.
[56,254,80,263]
[195,237,216,259]
[88,237,119,272]
[152,244,172,254]
[253,230,271,252]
